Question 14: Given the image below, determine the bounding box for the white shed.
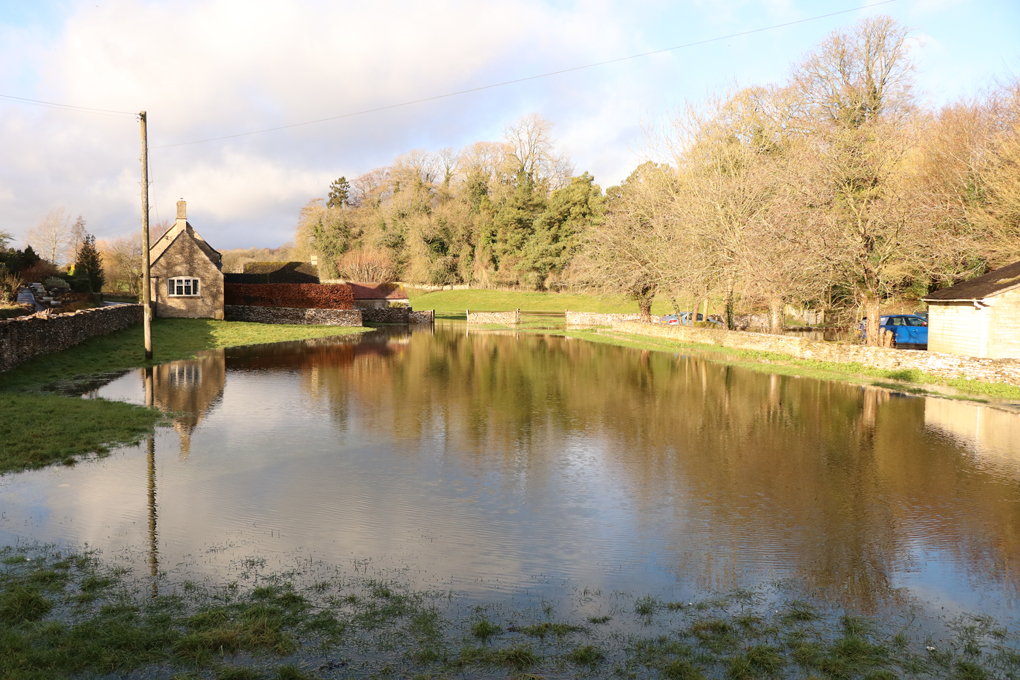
[923,261,1020,359]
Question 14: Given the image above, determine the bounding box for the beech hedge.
[224,283,354,310]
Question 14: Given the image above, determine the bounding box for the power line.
[153,0,894,149]
[0,94,137,118]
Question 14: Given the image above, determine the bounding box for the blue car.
[862,314,928,348]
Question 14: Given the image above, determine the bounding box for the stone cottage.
[923,260,1020,359]
[348,282,409,310]
[149,200,224,319]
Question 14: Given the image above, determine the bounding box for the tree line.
[300,16,1019,344]
[294,112,602,291]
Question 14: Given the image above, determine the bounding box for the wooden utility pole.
[140,111,153,360]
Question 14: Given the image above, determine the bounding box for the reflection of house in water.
[924,397,1020,471]
[145,350,226,458]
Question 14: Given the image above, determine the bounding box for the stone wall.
[225,305,362,326]
[467,310,519,325]
[609,320,1020,387]
[409,310,435,325]
[360,307,410,324]
[566,311,642,328]
[0,305,142,373]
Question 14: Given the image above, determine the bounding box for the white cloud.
[1,0,1012,249]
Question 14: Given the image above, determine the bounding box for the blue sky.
[1,0,1017,251]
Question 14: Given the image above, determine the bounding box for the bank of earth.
[0,318,371,475]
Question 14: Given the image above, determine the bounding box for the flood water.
[2,324,1020,622]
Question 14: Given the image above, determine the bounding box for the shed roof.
[348,282,408,300]
[924,260,1020,301]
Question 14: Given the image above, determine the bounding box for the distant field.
[406,288,675,319]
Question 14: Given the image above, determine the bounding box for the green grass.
[562,328,1020,403]
[1,544,1017,680]
[410,289,1019,401]
[407,288,675,320]
[0,318,370,475]
[0,318,370,393]
[0,392,163,474]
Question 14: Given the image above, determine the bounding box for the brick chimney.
[175,199,188,233]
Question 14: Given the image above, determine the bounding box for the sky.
[1,0,1018,252]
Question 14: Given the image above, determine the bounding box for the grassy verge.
[2,544,1015,680]
[556,328,1020,402]
[0,319,371,474]
[407,288,676,320]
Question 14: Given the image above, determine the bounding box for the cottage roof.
[348,282,408,300]
[149,200,221,269]
[924,260,1020,302]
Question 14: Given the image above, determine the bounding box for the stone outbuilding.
[348,282,409,310]
[149,200,224,319]
[923,260,1020,359]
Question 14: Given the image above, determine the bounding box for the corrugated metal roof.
[924,260,1020,301]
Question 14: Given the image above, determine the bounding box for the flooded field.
[2,324,1019,625]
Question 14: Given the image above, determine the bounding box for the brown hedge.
[224,283,353,310]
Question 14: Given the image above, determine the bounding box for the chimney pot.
[177,200,187,220]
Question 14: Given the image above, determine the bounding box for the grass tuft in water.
[1,545,1017,680]
[471,616,502,643]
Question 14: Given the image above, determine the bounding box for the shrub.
[44,276,71,290]
[224,283,354,310]
[1,270,25,303]
[19,260,59,283]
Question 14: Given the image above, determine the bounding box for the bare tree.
[793,15,915,130]
[393,149,441,188]
[579,162,685,320]
[27,208,71,265]
[503,113,573,190]
[788,16,929,344]
[97,234,143,295]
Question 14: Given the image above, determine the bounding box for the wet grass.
[2,545,1018,680]
[0,318,371,475]
[560,329,1020,403]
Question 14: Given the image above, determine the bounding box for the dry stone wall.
[467,310,519,325]
[609,321,1020,387]
[0,304,142,373]
[225,305,362,326]
[360,307,410,324]
[409,310,435,325]
[566,311,642,328]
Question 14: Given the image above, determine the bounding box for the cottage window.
[168,277,200,297]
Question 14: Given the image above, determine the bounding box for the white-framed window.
[168,277,201,297]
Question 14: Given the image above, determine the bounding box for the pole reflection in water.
[147,433,158,599]
[144,367,158,598]
[1,327,1019,620]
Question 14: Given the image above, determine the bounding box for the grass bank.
[566,328,1020,402]
[2,543,1016,680]
[0,319,370,474]
[407,288,675,320]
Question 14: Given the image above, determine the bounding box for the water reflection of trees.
[379,331,1014,608]
[209,329,1020,612]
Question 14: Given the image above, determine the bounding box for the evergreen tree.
[491,171,546,284]
[518,172,604,288]
[328,176,351,209]
[74,233,104,292]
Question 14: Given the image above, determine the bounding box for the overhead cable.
[152,0,894,149]
[0,94,137,118]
